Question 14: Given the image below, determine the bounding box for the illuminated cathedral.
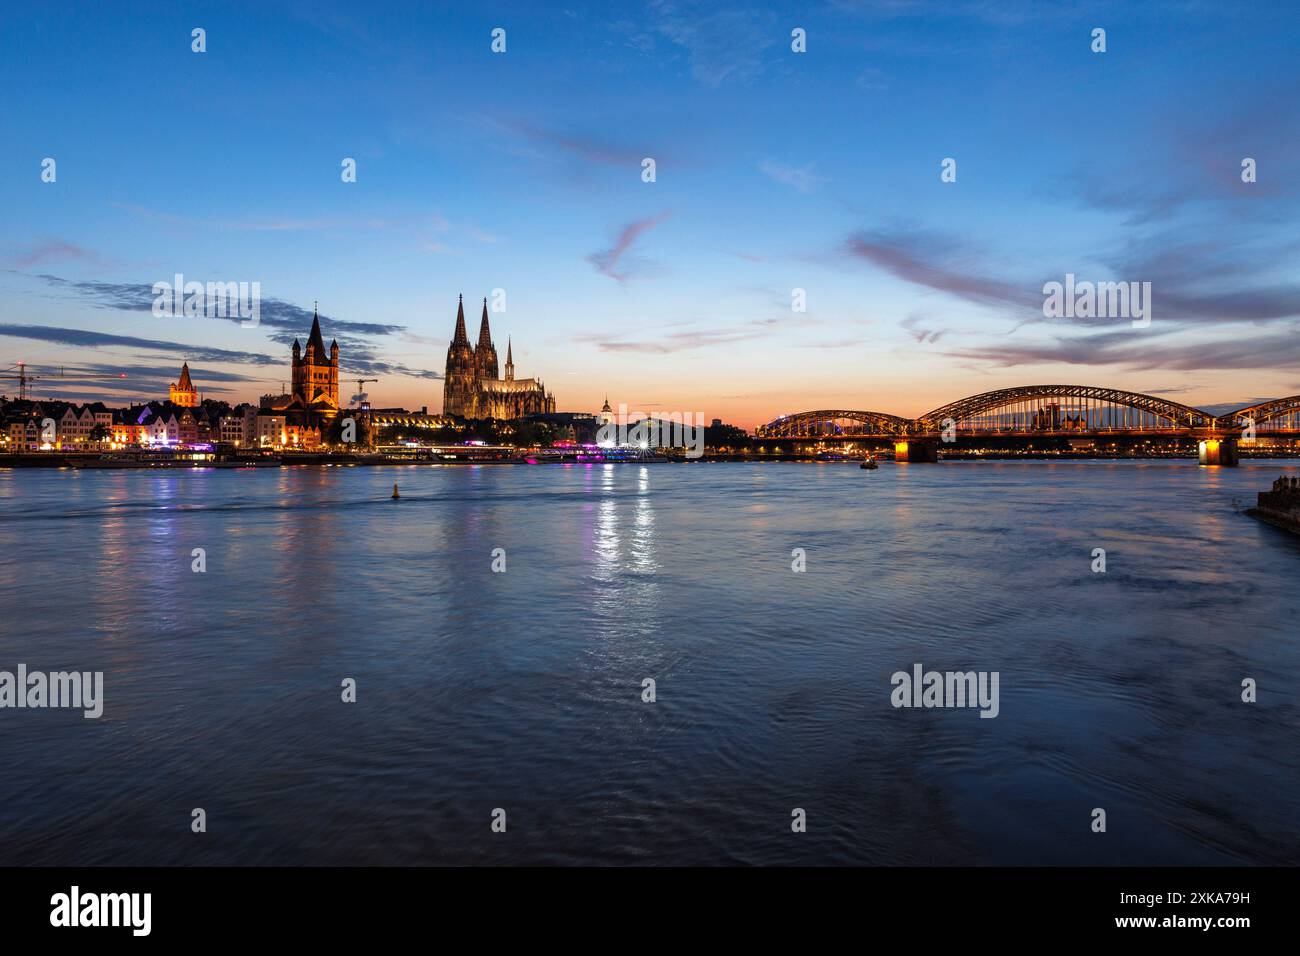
[442,295,555,419]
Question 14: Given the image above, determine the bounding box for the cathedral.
[442,295,555,419]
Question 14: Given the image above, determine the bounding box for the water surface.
[0,460,1296,865]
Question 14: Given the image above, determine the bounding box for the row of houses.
[1,399,325,452]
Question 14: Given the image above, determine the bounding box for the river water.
[0,460,1296,865]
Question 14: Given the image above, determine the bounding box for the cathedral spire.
[452,294,469,345]
[477,298,493,349]
[505,337,514,381]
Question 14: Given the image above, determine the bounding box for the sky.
[2,0,1299,427]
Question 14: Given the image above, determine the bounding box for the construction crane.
[2,362,127,401]
[349,377,377,408]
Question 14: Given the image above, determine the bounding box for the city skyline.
[3,1,1299,427]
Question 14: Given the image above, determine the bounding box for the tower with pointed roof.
[169,361,200,407]
[475,298,499,381]
[443,294,478,417]
[291,305,340,409]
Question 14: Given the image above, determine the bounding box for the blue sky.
[2,0,1298,425]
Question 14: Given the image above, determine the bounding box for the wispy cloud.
[759,160,826,193]
[941,327,1300,373]
[845,227,1041,313]
[901,314,947,344]
[23,272,405,336]
[0,324,281,365]
[498,119,649,169]
[11,241,107,270]
[592,327,766,354]
[844,225,1300,328]
[646,0,780,85]
[588,212,671,283]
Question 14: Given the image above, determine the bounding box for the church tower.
[292,305,340,407]
[504,338,514,381]
[169,361,199,407]
[443,295,477,416]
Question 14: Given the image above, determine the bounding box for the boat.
[208,457,281,468]
[860,456,879,470]
[72,453,146,469]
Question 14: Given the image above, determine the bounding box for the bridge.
[755,385,1300,466]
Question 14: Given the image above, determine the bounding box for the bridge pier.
[894,438,939,463]
[1198,437,1238,467]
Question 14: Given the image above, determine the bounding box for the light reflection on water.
[0,460,1297,865]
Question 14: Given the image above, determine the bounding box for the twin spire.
[452,294,469,345]
[477,297,493,350]
[451,295,500,352]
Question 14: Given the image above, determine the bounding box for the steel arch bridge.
[912,385,1217,435]
[1217,395,1300,434]
[757,385,1235,439]
[755,409,913,438]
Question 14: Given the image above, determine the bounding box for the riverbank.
[6,449,1300,468]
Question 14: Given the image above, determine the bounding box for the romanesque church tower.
[291,306,340,408]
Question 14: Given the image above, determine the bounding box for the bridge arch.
[914,385,1216,433]
[1217,396,1300,432]
[756,409,912,438]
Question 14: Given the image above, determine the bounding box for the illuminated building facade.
[290,309,340,411]
[169,362,200,407]
[443,295,555,419]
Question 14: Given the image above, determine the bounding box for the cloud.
[1097,234,1300,325]
[588,212,671,283]
[759,160,826,193]
[843,225,1300,329]
[22,272,406,336]
[499,119,649,169]
[11,241,107,270]
[40,363,268,400]
[900,314,947,344]
[940,327,1300,373]
[0,324,281,365]
[593,327,766,354]
[645,1,780,86]
[845,228,1041,313]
